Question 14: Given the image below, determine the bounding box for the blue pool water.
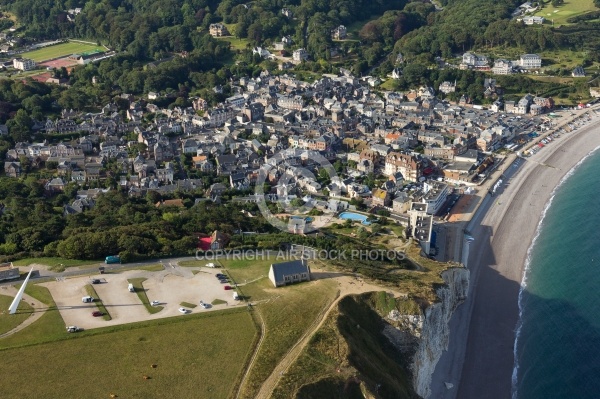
[338,211,371,225]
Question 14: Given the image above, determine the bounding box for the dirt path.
[254,270,404,399]
[0,286,49,339]
[235,310,266,399]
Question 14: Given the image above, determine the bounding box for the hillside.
[272,293,421,399]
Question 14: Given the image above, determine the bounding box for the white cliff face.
[411,267,469,398]
[383,267,470,398]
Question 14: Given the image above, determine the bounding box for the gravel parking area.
[43,266,241,330]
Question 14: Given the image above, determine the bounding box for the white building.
[521,16,544,25]
[439,81,456,94]
[292,48,309,62]
[422,181,450,215]
[462,52,489,68]
[13,58,36,71]
[492,59,513,75]
[519,54,542,69]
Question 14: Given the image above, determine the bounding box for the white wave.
[511,143,600,399]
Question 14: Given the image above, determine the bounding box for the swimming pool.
[338,211,371,225]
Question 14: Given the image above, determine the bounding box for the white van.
[82,296,94,303]
[233,292,240,300]
[128,283,135,292]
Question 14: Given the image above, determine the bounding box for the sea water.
[513,149,600,398]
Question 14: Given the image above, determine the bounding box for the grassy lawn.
[178,260,207,267]
[534,0,596,26]
[0,284,66,350]
[84,284,112,321]
[12,257,99,272]
[539,48,592,70]
[128,278,163,314]
[0,294,33,335]
[0,310,257,399]
[179,301,197,309]
[379,79,398,91]
[21,41,105,62]
[212,299,227,305]
[238,279,339,399]
[345,15,381,38]
[216,36,251,51]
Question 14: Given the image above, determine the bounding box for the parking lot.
[42,266,242,330]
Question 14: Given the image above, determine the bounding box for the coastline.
[430,108,600,399]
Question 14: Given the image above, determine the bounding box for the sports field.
[534,0,597,26]
[21,42,105,62]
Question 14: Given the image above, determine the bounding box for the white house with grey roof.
[268,260,311,287]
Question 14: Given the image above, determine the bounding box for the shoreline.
[430,108,600,399]
[511,140,600,398]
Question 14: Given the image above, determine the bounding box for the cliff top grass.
[272,294,419,399]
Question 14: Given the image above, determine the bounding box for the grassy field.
[179,301,197,309]
[178,260,208,267]
[84,284,112,321]
[13,257,99,272]
[128,278,164,314]
[21,41,105,62]
[0,284,66,350]
[216,36,251,51]
[238,279,339,399]
[534,0,597,25]
[0,294,33,335]
[0,310,256,399]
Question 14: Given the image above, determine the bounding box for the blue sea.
[513,148,600,398]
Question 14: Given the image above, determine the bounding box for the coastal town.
[3,0,600,398]
[2,66,578,258]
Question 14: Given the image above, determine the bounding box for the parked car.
[92,311,104,317]
[81,296,94,303]
[178,307,190,314]
[223,285,232,290]
[199,302,210,309]
[216,273,226,278]
[66,326,82,333]
[219,279,229,284]
[150,300,161,306]
[91,279,101,284]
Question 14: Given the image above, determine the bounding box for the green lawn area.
[534,0,597,26]
[216,36,251,51]
[12,257,99,272]
[539,48,591,70]
[0,294,33,335]
[21,41,105,62]
[379,79,399,91]
[238,279,339,399]
[0,310,257,399]
[178,260,208,267]
[179,301,197,309]
[0,284,66,350]
[345,15,381,38]
[128,278,163,314]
